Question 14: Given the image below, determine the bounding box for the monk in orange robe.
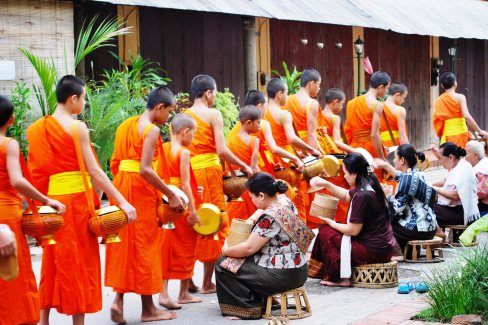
[159,113,203,309]
[433,72,487,148]
[26,76,136,325]
[227,90,304,173]
[106,86,185,323]
[381,83,409,147]
[227,105,262,223]
[185,75,252,294]
[266,78,321,223]
[0,96,65,325]
[344,71,391,180]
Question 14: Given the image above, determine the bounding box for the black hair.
[325,88,345,104]
[388,83,408,96]
[266,78,287,99]
[239,105,262,123]
[369,71,391,89]
[0,95,14,127]
[396,144,425,169]
[440,72,456,89]
[246,172,288,197]
[244,90,266,106]
[147,86,175,109]
[300,68,321,87]
[343,153,389,215]
[439,141,466,159]
[56,75,85,104]
[191,74,216,98]
[171,113,196,134]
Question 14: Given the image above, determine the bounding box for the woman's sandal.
[414,282,429,293]
[397,282,415,294]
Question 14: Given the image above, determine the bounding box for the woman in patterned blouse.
[375,144,438,257]
[215,172,313,320]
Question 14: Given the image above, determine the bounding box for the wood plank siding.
[139,8,245,103]
[364,29,431,150]
[269,20,355,106]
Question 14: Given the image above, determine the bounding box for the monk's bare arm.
[211,110,253,175]
[397,108,409,144]
[78,122,136,221]
[459,95,488,137]
[250,138,260,174]
[283,113,322,157]
[262,121,303,170]
[179,149,199,225]
[307,102,320,150]
[371,105,386,160]
[6,139,65,212]
[332,116,355,153]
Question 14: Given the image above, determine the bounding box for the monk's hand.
[242,165,253,177]
[45,198,66,214]
[197,186,204,200]
[168,191,186,211]
[479,130,488,139]
[311,149,323,159]
[119,201,137,223]
[187,211,200,226]
[293,158,305,173]
[0,225,16,257]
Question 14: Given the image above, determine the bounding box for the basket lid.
[193,203,221,235]
[24,206,58,215]
[96,205,121,216]
[162,185,189,204]
[322,155,340,177]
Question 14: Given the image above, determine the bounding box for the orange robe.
[433,93,469,148]
[27,117,102,315]
[318,116,349,224]
[0,137,40,325]
[264,110,307,222]
[227,135,258,223]
[380,104,404,147]
[105,116,162,295]
[184,110,227,263]
[160,143,198,280]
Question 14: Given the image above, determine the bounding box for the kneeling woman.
[215,172,312,320]
[308,153,396,287]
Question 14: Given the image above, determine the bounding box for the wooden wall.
[364,29,431,150]
[439,38,488,131]
[0,0,74,97]
[139,8,245,103]
[269,20,354,106]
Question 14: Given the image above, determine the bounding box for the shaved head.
[171,113,196,134]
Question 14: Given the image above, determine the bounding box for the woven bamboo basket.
[22,206,64,246]
[90,206,128,244]
[309,193,339,219]
[302,157,324,181]
[227,218,253,247]
[223,170,248,201]
[352,261,398,288]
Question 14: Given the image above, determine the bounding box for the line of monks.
[0,69,486,325]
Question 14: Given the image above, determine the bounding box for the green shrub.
[272,61,302,95]
[419,246,488,322]
[214,88,239,138]
[7,82,32,157]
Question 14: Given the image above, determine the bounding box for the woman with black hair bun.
[374,144,437,258]
[308,153,396,287]
[431,142,480,228]
[215,172,314,320]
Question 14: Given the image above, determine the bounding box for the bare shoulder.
[5,137,20,151]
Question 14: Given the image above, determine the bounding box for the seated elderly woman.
[215,172,313,320]
[374,144,438,255]
[308,153,396,287]
[432,142,480,227]
[465,140,488,215]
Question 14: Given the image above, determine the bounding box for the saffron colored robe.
[380,104,406,148]
[433,93,470,148]
[27,117,102,315]
[226,134,258,223]
[184,109,227,263]
[160,143,198,280]
[0,137,40,324]
[105,116,162,295]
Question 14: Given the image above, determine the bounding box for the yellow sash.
[119,159,158,172]
[442,117,468,143]
[48,171,91,196]
[190,153,220,170]
[170,176,182,187]
[381,130,399,142]
[297,130,308,140]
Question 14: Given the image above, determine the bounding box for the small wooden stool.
[404,237,443,263]
[263,286,311,320]
[443,224,478,247]
[352,260,398,288]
